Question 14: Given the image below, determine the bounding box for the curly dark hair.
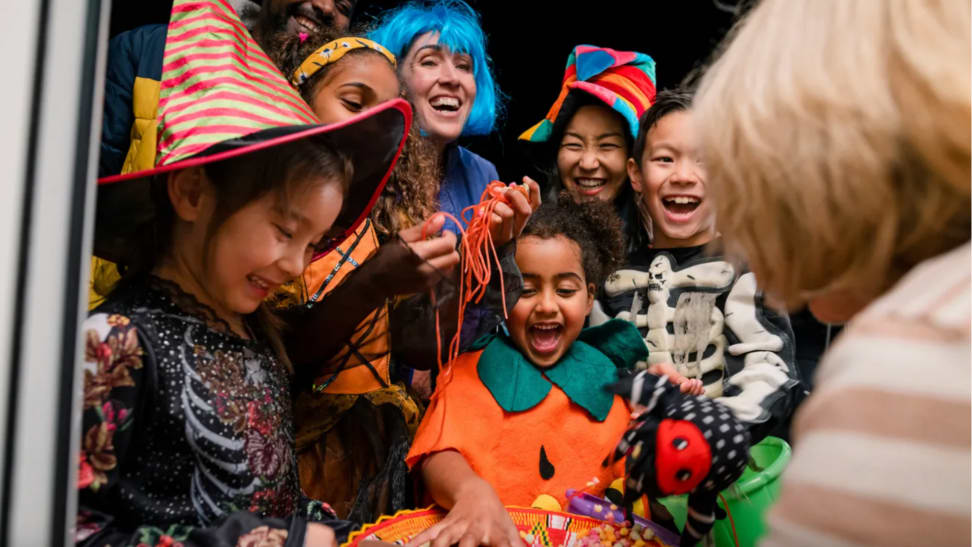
[279,29,441,239]
[519,193,626,289]
[369,123,441,237]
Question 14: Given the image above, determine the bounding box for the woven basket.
[343,506,673,547]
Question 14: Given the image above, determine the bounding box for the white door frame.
[0,0,110,544]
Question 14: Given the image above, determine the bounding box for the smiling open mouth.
[529,323,563,354]
[662,196,701,215]
[287,3,323,34]
[247,273,285,299]
[247,274,274,293]
[292,13,320,33]
[575,178,606,189]
[430,96,461,112]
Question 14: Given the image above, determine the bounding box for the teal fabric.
[478,336,552,413]
[468,332,495,352]
[543,340,617,421]
[577,319,649,370]
[476,319,648,421]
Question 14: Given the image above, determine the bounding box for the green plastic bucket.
[657,436,791,547]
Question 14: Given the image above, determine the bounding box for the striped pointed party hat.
[95,0,411,263]
[519,45,656,143]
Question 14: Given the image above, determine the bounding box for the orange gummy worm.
[420,180,526,388]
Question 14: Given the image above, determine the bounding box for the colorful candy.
[570,522,662,547]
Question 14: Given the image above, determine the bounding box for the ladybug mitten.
[611,371,750,546]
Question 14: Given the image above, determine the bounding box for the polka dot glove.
[611,371,750,546]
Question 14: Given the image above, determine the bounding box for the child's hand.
[647,363,704,396]
[487,177,542,247]
[406,477,521,547]
[368,215,460,297]
[679,378,705,396]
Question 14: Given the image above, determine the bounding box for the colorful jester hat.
[95,0,411,264]
[611,370,750,546]
[519,45,656,143]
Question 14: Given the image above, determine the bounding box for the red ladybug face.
[654,419,711,495]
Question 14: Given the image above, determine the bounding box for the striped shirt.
[763,242,971,546]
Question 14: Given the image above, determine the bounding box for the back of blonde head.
[694,0,971,307]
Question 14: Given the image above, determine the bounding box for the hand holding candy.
[486,177,541,247]
[305,523,338,547]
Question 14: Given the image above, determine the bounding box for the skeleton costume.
[77,277,349,546]
[592,243,801,441]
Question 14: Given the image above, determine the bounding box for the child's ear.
[627,157,643,194]
[585,282,596,314]
[167,167,208,222]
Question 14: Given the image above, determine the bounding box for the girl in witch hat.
[76,1,410,545]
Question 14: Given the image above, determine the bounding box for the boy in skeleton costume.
[591,90,801,442]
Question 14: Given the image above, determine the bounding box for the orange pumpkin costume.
[407,320,648,507]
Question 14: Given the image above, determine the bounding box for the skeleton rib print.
[593,248,800,435]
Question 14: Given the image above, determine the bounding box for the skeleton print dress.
[76,276,347,547]
[592,243,802,441]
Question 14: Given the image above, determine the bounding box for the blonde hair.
[693,0,970,308]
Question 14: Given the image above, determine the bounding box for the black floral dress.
[76,276,348,547]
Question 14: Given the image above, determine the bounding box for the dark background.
[359,1,742,180]
[110,1,742,178]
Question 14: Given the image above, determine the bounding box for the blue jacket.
[99,24,166,177]
[437,144,499,234]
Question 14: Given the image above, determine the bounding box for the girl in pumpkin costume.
[407,197,748,547]
[405,198,644,546]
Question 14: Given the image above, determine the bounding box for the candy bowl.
[343,506,677,547]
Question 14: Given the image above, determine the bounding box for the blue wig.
[369,0,502,136]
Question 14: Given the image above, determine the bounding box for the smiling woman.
[555,104,630,203]
[399,31,477,148]
[369,0,505,235]
[518,45,656,234]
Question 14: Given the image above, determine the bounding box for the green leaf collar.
[476,319,647,421]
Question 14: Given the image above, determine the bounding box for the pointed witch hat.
[95,0,411,264]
